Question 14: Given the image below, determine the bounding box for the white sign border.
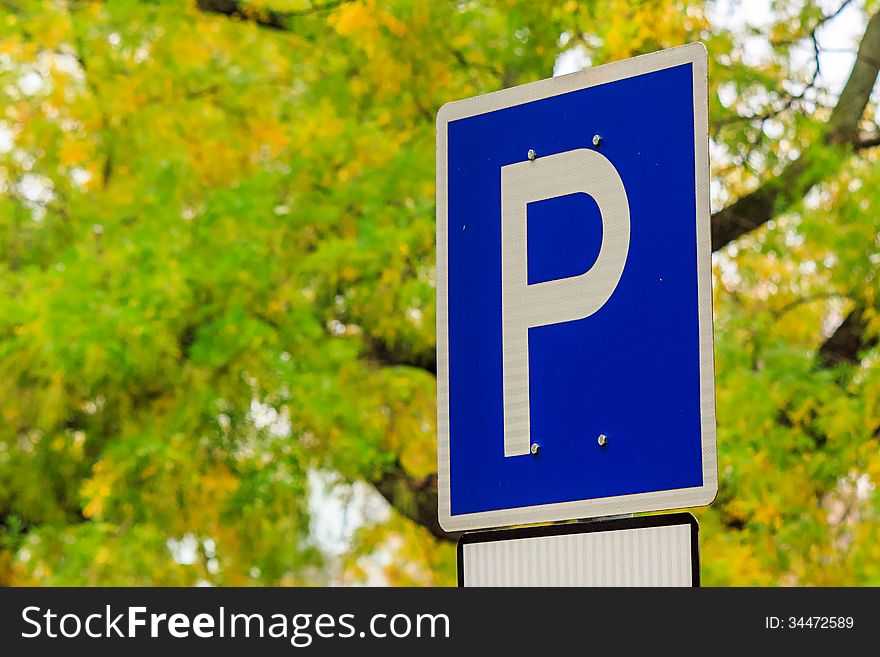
[436,43,716,532]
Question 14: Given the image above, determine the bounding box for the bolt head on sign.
[436,44,717,532]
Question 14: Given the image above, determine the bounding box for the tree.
[0,0,877,585]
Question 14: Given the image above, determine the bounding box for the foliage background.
[0,0,878,586]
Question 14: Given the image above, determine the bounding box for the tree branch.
[817,306,878,369]
[195,0,352,30]
[362,336,436,375]
[373,462,460,543]
[715,4,838,133]
[711,10,880,252]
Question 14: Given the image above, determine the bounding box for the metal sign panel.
[436,44,716,532]
[458,513,699,587]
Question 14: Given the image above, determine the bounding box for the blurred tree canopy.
[0,0,878,585]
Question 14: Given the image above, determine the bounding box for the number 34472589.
[765,617,854,629]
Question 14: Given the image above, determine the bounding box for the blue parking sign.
[436,44,717,532]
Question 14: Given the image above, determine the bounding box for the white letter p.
[501,148,630,457]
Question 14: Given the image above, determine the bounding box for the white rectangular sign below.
[458,513,699,587]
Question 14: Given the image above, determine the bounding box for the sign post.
[436,43,716,572]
